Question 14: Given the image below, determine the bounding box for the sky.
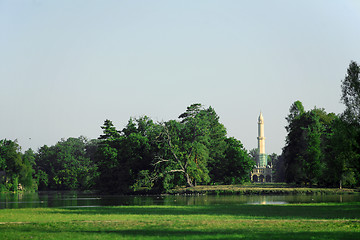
[1,0,360,154]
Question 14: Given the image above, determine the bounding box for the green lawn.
[1,203,360,239]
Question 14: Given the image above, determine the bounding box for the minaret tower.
[251,112,272,182]
[257,112,266,167]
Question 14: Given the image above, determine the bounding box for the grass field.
[1,203,360,239]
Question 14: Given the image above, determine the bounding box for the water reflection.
[1,192,360,209]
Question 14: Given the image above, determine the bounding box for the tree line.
[1,104,254,193]
[275,61,360,188]
[1,61,360,192]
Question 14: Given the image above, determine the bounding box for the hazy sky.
[1,0,360,154]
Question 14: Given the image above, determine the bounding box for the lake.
[1,191,360,209]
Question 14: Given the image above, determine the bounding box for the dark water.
[1,191,360,209]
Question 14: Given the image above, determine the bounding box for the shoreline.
[2,184,359,196]
[166,184,359,195]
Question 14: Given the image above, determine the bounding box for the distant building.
[251,112,272,182]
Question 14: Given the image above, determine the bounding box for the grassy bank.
[167,183,359,195]
[0,203,360,239]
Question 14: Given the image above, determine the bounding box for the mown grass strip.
[0,203,359,239]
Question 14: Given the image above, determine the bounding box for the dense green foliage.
[96,117,158,193]
[1,104,253,193]
[341,61,360,124]
[0,140,35,192]
[34,137,98,191]
[96,104,253,193]
[281,61,360,188]
[1,203,359,239]
[213,137,254,184]
[282,102,335,186]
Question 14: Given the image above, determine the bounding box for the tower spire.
[257,112,266,167]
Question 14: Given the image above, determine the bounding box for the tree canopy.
[0,139,35,191]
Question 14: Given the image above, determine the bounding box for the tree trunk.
[185,173,193,187]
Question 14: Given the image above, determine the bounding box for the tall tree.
[146,104,224,189]
[0,139,35,191]
[120,116,157,189]
[96,117,158,193]
[341,61,360,124]
[302,111,323,186]
[282,102,334,185]
[328,60,360,187]
[155,117,210,188]
[323,117,359,188]
[340,61,360,185]
[132,103,254,190]
[282,101,307,184]
[96,120,124,192]
[272,154,285,182]
[20,149,36,189]
[214,137,253,184]
[99,119,121,140]
[35,137,97,190]
[199,107,227,183]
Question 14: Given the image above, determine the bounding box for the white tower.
[257,112,265,154]
[251,112,272,182]
[257,112,266,167]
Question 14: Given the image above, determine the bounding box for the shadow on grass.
[1,223,360,240]
[52,203,360,220]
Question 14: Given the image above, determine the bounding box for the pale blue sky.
[1,0,360,154]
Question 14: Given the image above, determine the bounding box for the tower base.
[251,167,272,182]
